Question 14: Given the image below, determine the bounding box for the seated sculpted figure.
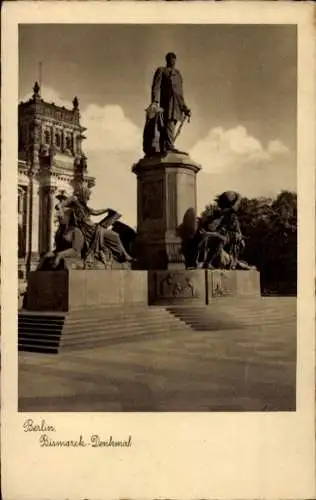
[187,191,254,270]
[39,184,134,270]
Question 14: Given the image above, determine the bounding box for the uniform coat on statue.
[151,66,188,152]
[151,66,187,122]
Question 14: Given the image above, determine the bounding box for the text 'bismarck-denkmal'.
[23,419,133,448]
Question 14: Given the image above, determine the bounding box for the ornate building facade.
[18,82,95,277]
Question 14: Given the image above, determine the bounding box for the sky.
[19,24,297,226]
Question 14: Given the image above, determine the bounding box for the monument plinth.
[24,269,148,312]
[132,152,201,270]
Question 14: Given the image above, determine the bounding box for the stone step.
[19,315,184,327]
[170,313,296,324]
[60,329,186,348]
[19,321,188,342]
[167,300,296,331]
[19,323,65,333]
[19,323,189,354]
[63,324,187,341]
[18,336,61,347]
[18,343,59,354]
[60,328,187,351]
[168,309,296,319]
[20,305,165,315]
[18,307,192,353]
[18,331,61,341]
[19,316,188,334]
[19,315,64,323]
[19,308,172,325]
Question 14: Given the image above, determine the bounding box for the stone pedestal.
[24,270,148,312]
[132,152,201,269]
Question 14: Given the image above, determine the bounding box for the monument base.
[19,268,261,353]
[23,268,261,310]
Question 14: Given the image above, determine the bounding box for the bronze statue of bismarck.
[143,52,191,156]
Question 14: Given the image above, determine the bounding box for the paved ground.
[18,311,296,412]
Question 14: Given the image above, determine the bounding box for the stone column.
[18,186,27,258]
[25,164,39,274]
[38,185,57,254]
[61,128,65,152]
[47,186,57,252]
[31,178,40,258]
[132,152,201,270]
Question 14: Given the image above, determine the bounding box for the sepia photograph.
[1,2,315,499]
[17,23,298,412]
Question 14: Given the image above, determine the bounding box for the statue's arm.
[54,230,84,264]
[201,230,227,243]
[87,207,110,216]
[151,67,162,104]
[178,71,190,116]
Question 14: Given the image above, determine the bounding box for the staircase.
[18,306,193,354]
[18,297,296,354]
[167,297,296,331]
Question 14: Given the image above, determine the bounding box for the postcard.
[1,2,315,499]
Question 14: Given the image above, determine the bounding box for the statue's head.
[55,192,68,224]
[216,191,240,211]
[165,52,177,68]
[55,203,67,226]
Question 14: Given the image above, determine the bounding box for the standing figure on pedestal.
[143,52,191,156]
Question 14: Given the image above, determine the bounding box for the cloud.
[189,125,289,174]
[193,127,294,214]
[81,105,141,226]
[189,125,294,215]
[267,139,290,156]
[82,104,142,154]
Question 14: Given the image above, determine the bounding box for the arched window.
[76,136,81,153]
[44,130,51,145]
[55,133,61,148]
[66,135,73,151]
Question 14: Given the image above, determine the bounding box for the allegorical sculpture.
[181,191,255,270]
[38,183,136,270]
[143,52,191,157]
